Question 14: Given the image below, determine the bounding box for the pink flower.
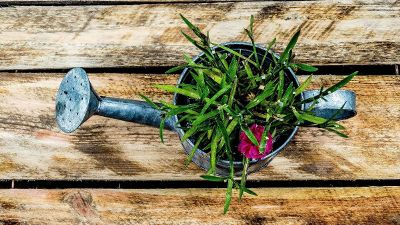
[238,124,273,159]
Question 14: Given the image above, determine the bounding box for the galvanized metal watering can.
[56,43,356,176]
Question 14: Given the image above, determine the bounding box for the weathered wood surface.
[0,0,394,3]
[0,187,399,224]
[0,73,399,180]
[0,0,276,3]
[0,0,399,70]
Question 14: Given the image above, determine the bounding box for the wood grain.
[0,0,281,3]
[1,0,395,3]
[0,0,399,70]
[0,187,399,224]
[0,73,399,180]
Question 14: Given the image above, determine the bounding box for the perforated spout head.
[55,68,99,133]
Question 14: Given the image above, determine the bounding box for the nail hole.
[64,91,68,95]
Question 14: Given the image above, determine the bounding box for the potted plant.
[142,15,357,213]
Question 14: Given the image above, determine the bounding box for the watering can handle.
[97,97,176,130]
[302,90,356,121]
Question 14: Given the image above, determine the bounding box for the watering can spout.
[55,68,175,133]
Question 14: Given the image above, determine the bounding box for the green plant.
[142,15,356,213]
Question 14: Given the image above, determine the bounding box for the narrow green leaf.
[277,70,285,99]
[281,82,294,105]
[242,186,257,196]
[180,14,208,41]
[326,128,349,138]
[279,30,300,63]
[244,62,257,87]
[165,65,186,74]
[203,69,222,85]
[197,69,207,96]
[226,117,239,135]
[200,85,231,115]
[227,57,238,80]
[322,102,347,123]
[240,124,259,146]
[218,117,239,149]
[228,78,238,107]
[215,44,258,67]
[180,30,200,47]
[160,101,199,115]
[224,178,233,214]
[293,109,328,124]
[224,149,235,214]
[301,72,357,105]
[181,125,198,142]
[261,38,276,68]
[325,71,358,94]
[249,15,254,35]
[295,75,312,96]
[258,124,271,154]
[169,106,199,116]
[246,81,275,109]
[239,157,249,200]
[200,175,226,182]
[185,133,206,167]
[139,94,161,110]
[245,28,253,42]
[331,122,346,130]
[207,129,213,140]
[159,100,176,109]
[155,84,200,100]
[181,31,212,59]
[192,110,219,126]
[159,117,166,143]
[210,129,221,175]
[177,114,195,124]
[180,14,198,34]
[295,63,318,72]
[247,15,260,67]
[216,117,232,154]
[218,53,229,71]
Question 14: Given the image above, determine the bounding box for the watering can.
[56,43,356,176]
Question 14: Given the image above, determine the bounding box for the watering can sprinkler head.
[56,68,100,133]
[56,68,175,133]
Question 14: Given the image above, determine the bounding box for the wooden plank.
[0,187,399,224]
[0,0,399,70]
[0,0,391,3]
[2,0,394,3]
[0,73,399,180]
[0,0,280,3]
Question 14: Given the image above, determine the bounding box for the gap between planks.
[0,179,399,189]
[0,64,398,75]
